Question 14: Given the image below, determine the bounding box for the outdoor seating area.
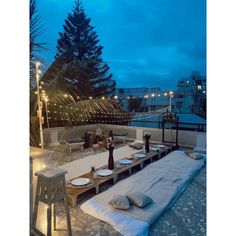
[30,124,206,236]
[26,0,209,235]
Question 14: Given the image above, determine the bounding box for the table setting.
[67,177,95,189]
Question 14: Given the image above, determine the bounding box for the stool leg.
[32,181,40,228]
[53,203,56,230]
[64,197,72,236]
[47,204,52,236]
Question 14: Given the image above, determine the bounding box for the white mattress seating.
[81,150,205,236]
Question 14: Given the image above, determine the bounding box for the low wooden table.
[67,172,115,207]
[65,141,85,153]
[67,146,173,207]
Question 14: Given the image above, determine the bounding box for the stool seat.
[35,167,67,179]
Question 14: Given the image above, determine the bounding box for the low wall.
[43,124,98,146]
[43,124,205,148]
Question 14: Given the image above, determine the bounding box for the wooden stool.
[32,167,72,236]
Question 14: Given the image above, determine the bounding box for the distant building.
[115,71,206,115]
[115,88,173,112]
[173,71,206,115]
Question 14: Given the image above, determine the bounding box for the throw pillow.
[129,142,143,150]
[109,195,130,210]
[127,192,153,208]
[188,152,203,160]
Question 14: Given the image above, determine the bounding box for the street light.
[164,91,174,112]
[169,91,174,112]
[36,61,44,149]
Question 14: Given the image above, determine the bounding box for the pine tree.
[55,0,116,97]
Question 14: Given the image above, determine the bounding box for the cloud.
[37,0,206,88]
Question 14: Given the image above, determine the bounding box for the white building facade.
[174,71,206,115]
[115,71,206,116]
[115,87,173,112]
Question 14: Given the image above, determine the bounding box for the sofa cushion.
[129,142,143,150]
[127,192,153,208]
[187,152,203,160]
[109,195,130,210]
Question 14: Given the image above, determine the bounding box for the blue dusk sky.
[37,0,206,89]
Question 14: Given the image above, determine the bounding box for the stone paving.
[32,163,206,236]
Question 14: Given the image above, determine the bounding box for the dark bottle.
[108,146,114,170]
[145,137,150,153]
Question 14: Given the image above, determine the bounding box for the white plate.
[118,159,133,165]
[71,178,90,186]
[133,153,146,159]
[96,169,113,177]
[154,144,166,148]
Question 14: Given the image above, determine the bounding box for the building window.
[176,102,183,109]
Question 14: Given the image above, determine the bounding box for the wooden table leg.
[140,162,144,169]
[95,185,99,194]
[113,175,117,184]
[128,168,132,175]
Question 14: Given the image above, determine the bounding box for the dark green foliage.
[55,0,115,97]
[30,0,47,88]
[128,98,144,112]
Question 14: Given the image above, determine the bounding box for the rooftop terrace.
[30,124,206,236]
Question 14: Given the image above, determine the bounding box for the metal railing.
[130,120,206,132]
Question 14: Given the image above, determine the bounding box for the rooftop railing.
[130,120,206,132]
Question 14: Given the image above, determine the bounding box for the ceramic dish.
[133,153,146,159]
[71,178,90,186]
[95,169,113,177]
[118,159,133,165]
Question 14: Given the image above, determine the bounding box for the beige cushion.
[188,152,203,160]
[109,195,130,210]
[127,192,153,208]
[129,142,143,150]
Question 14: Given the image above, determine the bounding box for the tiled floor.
[32,156,206,236]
